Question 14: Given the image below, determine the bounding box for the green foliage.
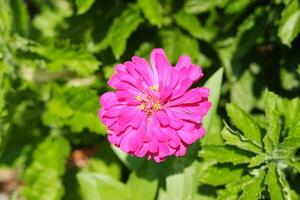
[0,0,300,199]
[77,172,131,200]
[23,135,71,200]
[42,85,106,134]
[107,5,144,59]
[199,90,300,199]
[75,0,95,15]
[278,0,300,47]
[138,0,162,27]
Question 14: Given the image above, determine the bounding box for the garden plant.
[0,0,299,199]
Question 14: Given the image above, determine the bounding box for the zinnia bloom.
[99,49,211,163]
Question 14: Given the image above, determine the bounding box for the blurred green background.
[0,0,299,199]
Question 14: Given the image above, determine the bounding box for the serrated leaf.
[217,175,251,200]
[199,164,243,186]
[174,10,203,39]
[108,5,143,59]
[32,1,73,38]
[278,1,300,47]
[75,0,95,15]
[263,90,281,151]
[278,136,300,157]
[277,97,300,130]
[248,154,267,168]
[226,103,263,146]
[202,68,224,134]
[277,167,294,200]
[23,136,71,200]
[137,0,162,27]
[266,163,285,200]
[221,128,263,154]
[42,85,106,134]
[29,41,100,76]
[77,172,131,200]
[199,145,252,165]
[239,169,266,200]
[183,0,228,14]
[287,160,300,173]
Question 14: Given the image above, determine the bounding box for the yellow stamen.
[135,95,142,101]
[153,103,161,110]
[139,103,145,110]
[150,85,159,91]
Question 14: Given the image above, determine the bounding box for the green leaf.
[202,68,224,133]
[263,90,281,151]
[137,0,162,27]
[29,41,100,76]
[230,70,255,112]
[23,135,71,200]
[77,172,131,200]
[226,103,263,146]
[174,10,203,39]
[42,85,106,134]
[277,167,294,200]
[199,164,243,186]
[199,145,252,165]
[32,1,73,38]
[277,97,300,130]
[158,161,200,200]
[201,114,224,145]
[111,145,144,170]
[239,169,266,200]
[248,154,267,168]
[10,0,29,37]
[126,163,158,200]
[0,63,10,156]
[278,1,300,47]
[159,29,200,64]
[217,175,251,200]
[183,0,228,14]
[221,128,263,154]
[0,0,12,37]
[266,163,285,200]
[287,160,300,173]
[108,5,143,59]
[278,136,300,157]
[75,0,95,15]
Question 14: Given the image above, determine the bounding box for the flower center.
[135,85,161,117]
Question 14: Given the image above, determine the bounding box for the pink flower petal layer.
[99,48,211,163]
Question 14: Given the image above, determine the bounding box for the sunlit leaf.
[23,136,71,200]
[75,0,95,15]
[226,103,262,146]
[137,0,162,27]
[199,145,252,165]
[199,164,243,186]
[108,5,143,59]
[202,68,224,133]
[266,163,285,200]
[278,1,300,47]
[239,169,266,200]
[77,172,131,200]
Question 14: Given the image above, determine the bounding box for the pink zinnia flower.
[99,49,211,163]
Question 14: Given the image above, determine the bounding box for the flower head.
[99,49,211,162]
